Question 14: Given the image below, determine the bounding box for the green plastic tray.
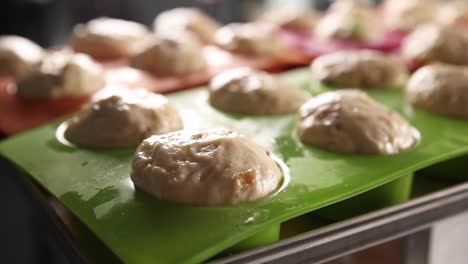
[1,68,468,264]
[420,155,468,181]
[316,172,413,220]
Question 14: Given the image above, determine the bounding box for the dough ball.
[297,89,419,155]
[130,34,206,76]
[64,89,183,148]
[438,1,468,26]
[402,24,468,66]
[311,50,406,88]
[406,64,468,118]
[259,8,317,33]
[383,0,437,31]
[16,52,105,98]
[71,17,150,60]
[131,128,282,206]
[154,8,221,44]
[315,0,380,42]
[0,35,44,77]
[209,67,307,114]
[214,23,282,56]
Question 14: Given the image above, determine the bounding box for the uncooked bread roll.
[383,0,437,31]
[154,8,221,44]
[402,24,468,66]
[64,89,183,148]
[71,17,150,60]
[438,1,468,26]
[209,67,307,114]
[16,52,105,98]
[315,0,380,42]
[297,89,419,155]
[131,128,282,206]
[259,8,317,33]
[214,23,282,56]
[130,34,206,76]
[406,64,468,119]
[311,50,406,88]
[0,35,44,77]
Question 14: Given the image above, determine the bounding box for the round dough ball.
[259,8,317,33]
[438,1,468,26]
[71,17,150,60]
[130,34,206,76]
[402,24,468,66]
[130,128,282,206]
[214,23,282,56]
[154,8,221,44]
[383,0,437,31]
[16,52,105,99]
[406,64,468,118]
[315,1,380,42]
[64,89,183,148]
[297,89,419,155]
[311,50,406,88]
[209,68,307,114]
[0,35,44,77]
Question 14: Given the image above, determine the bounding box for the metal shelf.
[212,178,468,264]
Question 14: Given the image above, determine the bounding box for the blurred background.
[0,0,384,46]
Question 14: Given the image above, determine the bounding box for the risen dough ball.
[311,50,406,88]
[297,90,419,155]
[406,64,468,118]
[209,68,307,114]
[383,0,437,31]
[64,89,183,148]
[130,34,206,76]
[438,1,468,26]
[16,52,105,98]
[259,9,317,33]
[402,24,468,66]
[0,35,44,77]
[131,128,282,206]
[154,8,221,44]
[315,0,380,42]
[71,17,150,59]
[214,23,282,56]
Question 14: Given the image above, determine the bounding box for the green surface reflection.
[1,68,468,264]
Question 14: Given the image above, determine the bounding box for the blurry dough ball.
[130,34,207,76]
[406,64,468,119]
[383,0,437,31]
[214,23,283,56]
[0,35,44,77]
[315,0,380,42]
[297,89,419,155]
[209,67,307,114]
[259,8,317,33]
[16,52,105,98]
[438,1,468,26]
[402,24,468,66]
[154,8,221,44]
[311,50,406,88]
[64,89,183,148]
[71,17,150,60]
[131,128,282,205]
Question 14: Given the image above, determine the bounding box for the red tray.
[0,45,309,136]
[282,29,407,59]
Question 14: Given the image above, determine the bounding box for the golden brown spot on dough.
[234,169,256,189]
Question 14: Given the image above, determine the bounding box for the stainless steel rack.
[212,176,468,264]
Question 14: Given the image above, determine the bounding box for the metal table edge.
[211,180,468,264]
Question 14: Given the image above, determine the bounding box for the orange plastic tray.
[0,45,309,136]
